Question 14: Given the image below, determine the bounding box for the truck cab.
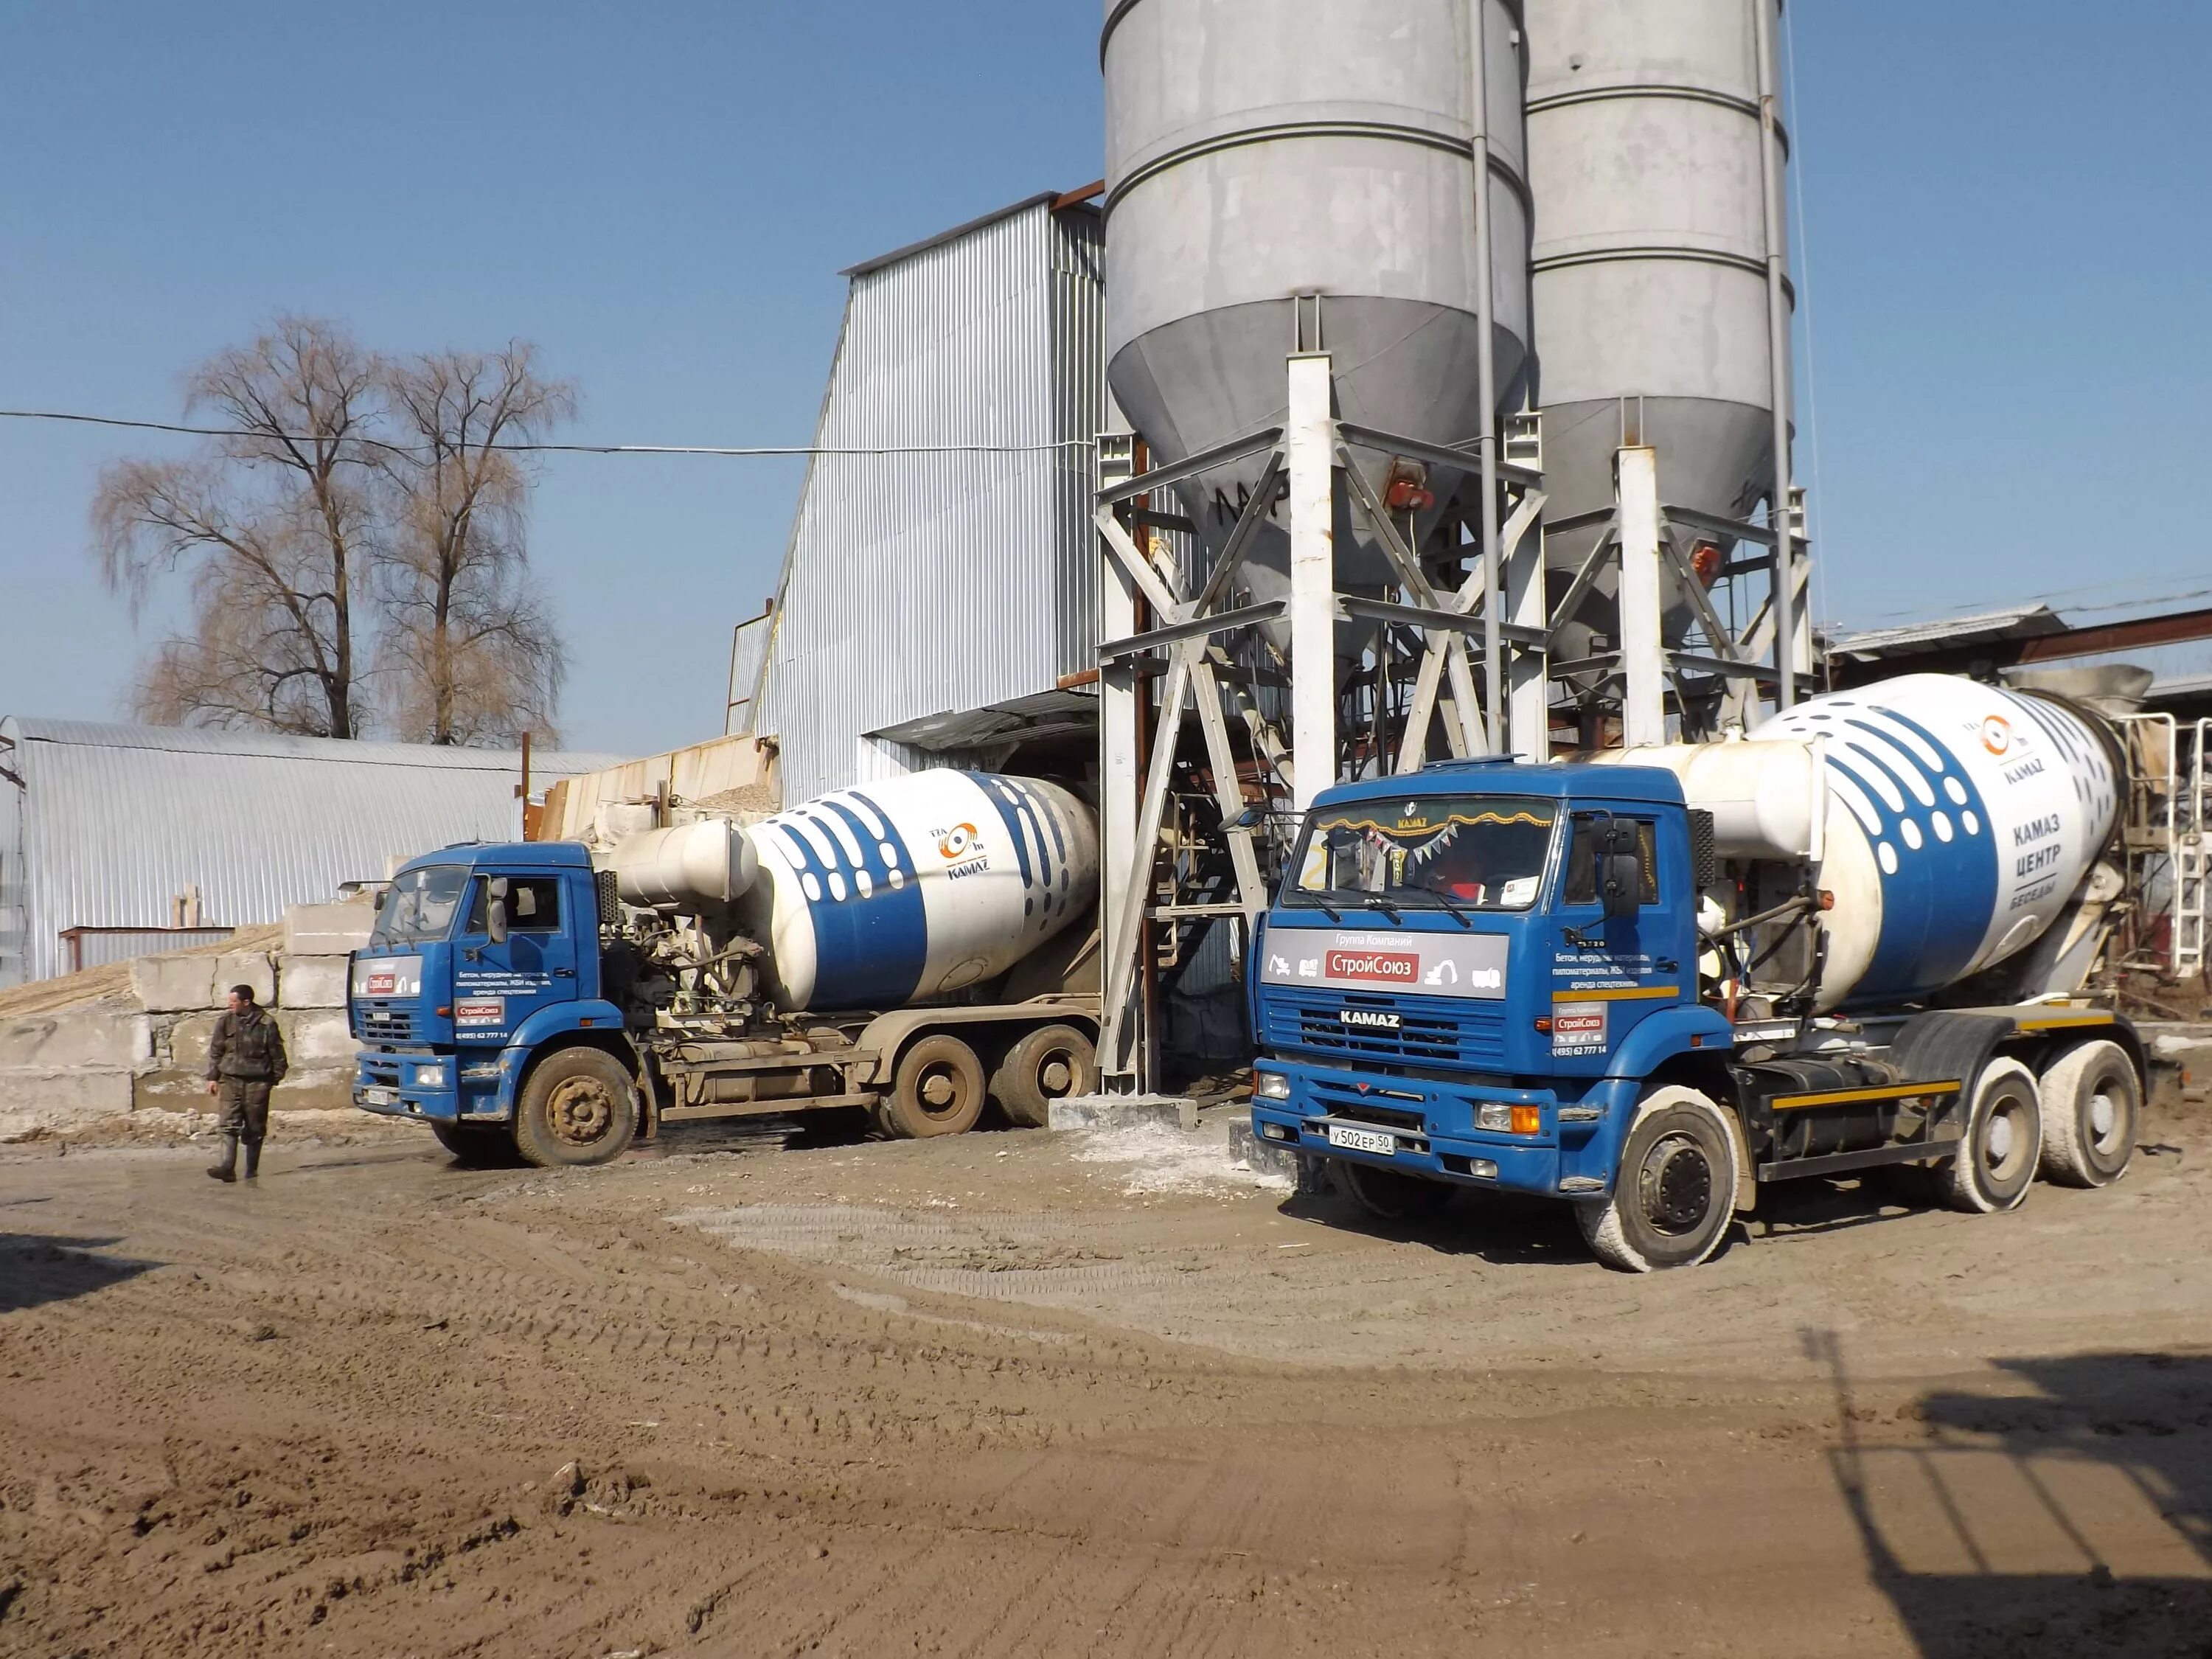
[1249,759,1733,1248]
[350,843,638,1165]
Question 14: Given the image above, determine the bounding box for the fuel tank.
[734,771,1099,1013]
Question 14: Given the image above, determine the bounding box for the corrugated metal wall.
[725,610,774,736]
[751,197,1105,802]
[0,720,625,987]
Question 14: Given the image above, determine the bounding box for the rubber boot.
[243,1140,262,1181]
[206,1132,238,1183]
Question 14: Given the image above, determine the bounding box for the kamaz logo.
[1339,1009,1402,1031]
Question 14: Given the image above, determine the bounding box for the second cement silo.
[1522,0,1795,664]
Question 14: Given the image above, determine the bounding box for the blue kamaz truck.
[1248,676,2154,1271]
[348,771,1105,1166]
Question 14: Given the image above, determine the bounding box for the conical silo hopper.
[1103,0,1535,658]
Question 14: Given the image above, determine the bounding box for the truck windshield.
[1288,796,1558,913]
[371,865,471,945]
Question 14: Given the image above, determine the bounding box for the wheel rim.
[913,1061,969,1121]
[1037,1046,1078,1099]
[2081,1063,2135,1167]
[546,1076,615,1147]
[1980,1089,2034,1186]
[1639,1133,1714,1237]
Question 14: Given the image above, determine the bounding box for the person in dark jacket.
[205,984,288,1182]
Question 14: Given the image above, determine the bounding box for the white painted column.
[1616,445,1668,749]
[1287,353,1337,811]
[1096,431,1143,1088]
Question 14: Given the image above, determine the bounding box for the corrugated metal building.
[0,719,624,987]
[742,188,1107,802]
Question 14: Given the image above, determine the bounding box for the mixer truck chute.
[347,771,1102,1166]
[1249,675,2155,1272]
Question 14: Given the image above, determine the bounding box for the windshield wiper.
[1301,887,1399,922]
[1405,892,1475,928]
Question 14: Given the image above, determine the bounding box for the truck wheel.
[2036,1040,2138,1188]
[990,1024,1098,1128]
[513,1048,639,1168]
[430,1122,521,1169]
[884,1035,987,1138]
[1944,1057,2042,1214]
[1577,1087,1741,1273]
[1339,1161,1452,1221]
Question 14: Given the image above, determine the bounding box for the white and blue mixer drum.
[737,771,1099,1013]
[1761,675,2121,1010]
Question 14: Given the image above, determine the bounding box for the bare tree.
[91,318,381,736]
[376,344,574,745]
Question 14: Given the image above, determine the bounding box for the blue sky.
[4,1,2208,757]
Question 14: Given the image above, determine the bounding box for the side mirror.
[1595,820,1643,920]
[372,888,387,914]
[487,876,511,945]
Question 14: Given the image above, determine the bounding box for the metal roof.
[1829,605,2067,661]
[0,718,625,985]
[751,192,1107,802]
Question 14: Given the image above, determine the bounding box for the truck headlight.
[1254,1071,1291,1102]
[412,1061,450,1090]
[1478,1102,1512,1132]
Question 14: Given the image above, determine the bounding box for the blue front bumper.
[353,1050,506,1126]
[1250,1057,1639,1199]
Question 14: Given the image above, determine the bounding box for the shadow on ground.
[1814,1330,2212,1658]
[0,1233,159,1314]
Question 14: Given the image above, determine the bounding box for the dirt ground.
[2,1093,2208,1659]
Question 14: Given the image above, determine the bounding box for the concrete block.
[285,901,374,957]
[273,1068,355,1113]
[132,1069,214,1113]
[1229,1119,1308,1181]
[280,1009,358,1065]
[0,1004,153,1071]
[0,1069,136,1140]
[278,955,348,1009]
[167,1012,219,1074]
[215,952,276,1006]
[1048,1093,1199,1133]
[131,953,218,1014]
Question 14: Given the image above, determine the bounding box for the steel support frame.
[1095,352,1549,1087]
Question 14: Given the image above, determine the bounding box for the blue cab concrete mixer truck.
[1249,674,2154,1271]
[347,771,1102,1165]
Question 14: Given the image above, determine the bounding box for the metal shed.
[0,719,624,987]
[743,187,1107,802]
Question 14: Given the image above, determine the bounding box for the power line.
[0,407,1096,458]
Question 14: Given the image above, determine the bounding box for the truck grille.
[1263,989,1506,1069]
[358,1004,416,1043]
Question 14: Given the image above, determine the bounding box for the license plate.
[358,1086,397,1107]
[1327,1122,1400,1156]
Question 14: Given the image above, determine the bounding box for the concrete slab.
[280,1010,358,1066]
[0,1003,153,1071]
[285,902,374,957]
[131,953,218,1014]
[1049,1093,1200,1133]
[167,1013,219,1075]
[0,1069,135,1140]
[277,955,348,1009]
[133,1065,355,1115]
[215,952,277,1006]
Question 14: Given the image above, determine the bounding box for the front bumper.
[1250,1056,1638,1198]
[353,1051,505,1125]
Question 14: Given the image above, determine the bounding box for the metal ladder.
[2175,718,2212,978]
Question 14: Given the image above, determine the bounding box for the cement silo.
[1102,0,1534,601]
[1522,0,1793,659]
